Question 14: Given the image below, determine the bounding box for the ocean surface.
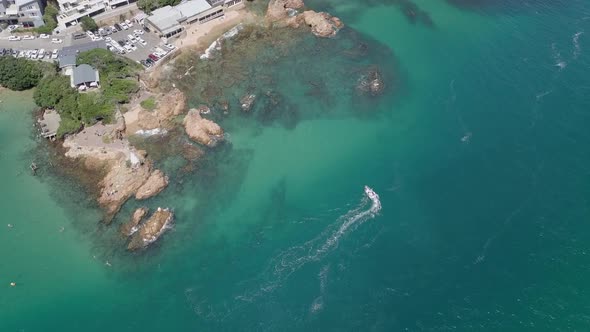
[3,0,590,330]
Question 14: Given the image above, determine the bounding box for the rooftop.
[60,41,107,57]
[176,0,211,17]
[72,64,99,86]
[58,54,77,68]
[147,0,214,31]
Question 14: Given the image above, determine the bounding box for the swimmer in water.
[59,227,65,233]
[461,132,472,143]
[105,261,112,267]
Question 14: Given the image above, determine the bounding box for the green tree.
[0,57,44,90]
[80,16,98,32]
[36,4,58,34]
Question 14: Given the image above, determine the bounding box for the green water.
[3,0,590,330]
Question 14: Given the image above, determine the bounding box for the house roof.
[58,54,77,68]
[147,0,213,31]
[176,0,212,18]
[72,64,99,86]
[60,41,107,57]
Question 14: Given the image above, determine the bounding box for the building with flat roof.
[144,0,242,38]
[0,0,45,28]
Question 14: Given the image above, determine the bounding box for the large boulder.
[266,0,305,22]
[240,94,257,112]
[183,109,224,146]
[127,207,173,250]
[299,11,344,38]
[135,169,169,200]
[120,207,148,236]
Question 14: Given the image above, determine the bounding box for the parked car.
[118,40,126,47]
[86,30,94,37]
[130,44,137,51]
[124,44,132,52]
[143,26,150,32]
[125,19,133,27]
[51,49,59,59]
[133,29,144,35]
[163,43,175,50]
[73,32,86,39]
[7,25,19,31]
[120,22,129,30]
[22,35,35,40]
[138,38,147,46]
[39,34,50,39]
[148,53,159,61]
[145,58,155,65]
[114,23,122,31]
[30,49,38,58]
[8,36,21,41]
[51,38,63,44]
[38,48,45,59]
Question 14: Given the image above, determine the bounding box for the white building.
[144,0,242,38]
[0,0,45,28]
[56,0,137,29]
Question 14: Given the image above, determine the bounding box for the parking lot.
[0,16,174,67]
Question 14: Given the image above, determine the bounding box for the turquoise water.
[3,0,590,330]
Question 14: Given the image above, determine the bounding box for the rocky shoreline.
[49,0,358,251]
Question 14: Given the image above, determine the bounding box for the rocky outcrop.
[135,170,169,200]
[136,88,187,130]
[127,207,173,250]
[183,109,224,146]
[299,11,343,38]
[240,94,257,112]
[266,0,305,22]
[266,0,343,38]
[120,207,148,236]
[357,68,385,96]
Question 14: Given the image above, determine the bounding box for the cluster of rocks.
[183,108,224,146]
[357,69,385,96]
[266,0,344,38]
[123,207,174,251]
[240,94,257,112]
[135,88,187,131]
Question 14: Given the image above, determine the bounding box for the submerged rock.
[357,68,385,96]
[127,207,173,250]
[135,169,169,200]
[267,0,305,22]
[120,207,148,236]
[183,109,224,146]
[240,94,257,112]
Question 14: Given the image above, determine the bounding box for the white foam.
[573,31,584,59]
[135,128,168,136]
[200,40,219,60]
[200,24,243,60]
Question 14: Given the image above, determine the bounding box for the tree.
[80,16,98,32]
[36,4,58,34]
[0,56,44,90]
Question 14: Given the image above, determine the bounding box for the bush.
[80,16,98,32]
[140,96,157,110]
[138,0,181,14]
[103,79,139,103]
[0,56,44,90]
[36,4,58,34]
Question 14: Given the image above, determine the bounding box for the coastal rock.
[127,207,173,250]
[240,94,257,112]
[266,0,305,22]
[135,170,169,200]
[120,207,148,236]
[157,88,187,117]
[357,69,385,96]
[98,159,152,221]
[299,11,344,38]
[183,109,224,146]
[137,110,162,130]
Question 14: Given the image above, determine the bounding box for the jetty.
[38,109,61,140]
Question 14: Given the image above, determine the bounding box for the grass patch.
[140,96,157,111]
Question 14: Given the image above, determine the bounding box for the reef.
[127,207,174,251]
[183,109,224,146]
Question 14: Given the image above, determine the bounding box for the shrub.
[0,56,44,90]
[36,4,58,34]
[80,16,98,32]
[140,96,157,110]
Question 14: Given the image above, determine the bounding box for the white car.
[120,22,129,30]
[133,29,144,35]
[86,30,94,37]
[22,35,35,40]
[51,38,63,44]
[51,49,59,59]
[8,36,21,41]
[123,44,132,52]
[7,25,19,31]
[105,36,112,42]
[138,38,147,46]
[125,19,133,27]
[164,43,175,50]
[38,49,45,59]
[39,34,50,39]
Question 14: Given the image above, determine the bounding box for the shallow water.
[3,0,590,330]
